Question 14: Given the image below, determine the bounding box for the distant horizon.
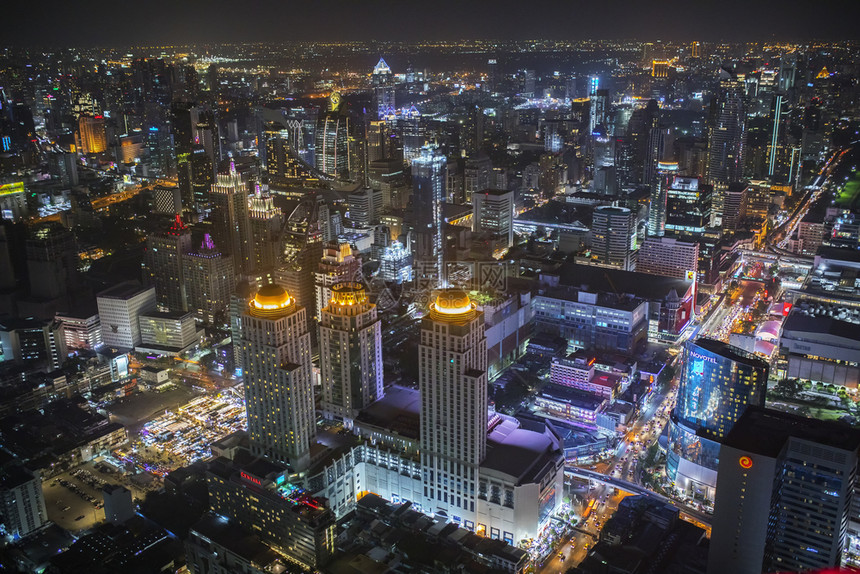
[3,0,858,47]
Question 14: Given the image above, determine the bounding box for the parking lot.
[42,471,106,532]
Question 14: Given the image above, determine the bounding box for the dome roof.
[429,289,477,322]
[250,284,294,316]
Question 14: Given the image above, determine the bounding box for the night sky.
[2,0,858,46]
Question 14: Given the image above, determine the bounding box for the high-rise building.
[720,183,748,233]
[319,282,383,426]
[315,92,351,180]
[648,161,678,237]
[56,308,102,351]
[636,237,699,280]
[666,338,769,501]
[210,163,251,276]
[707,68,747,187]
[279,192,328,321]
[348,187,382,228]
[420,290,487,520]
[76,114,107,154]
[24,223,83,307]
[183,234,234,324]
[240,284,315,471]
[589,206,638,271]
[651,59,670,78]
[0,465,48,538]
[709,407,860,574]
[665,176,713,235]
[472,189,514,253]
[314,241,360,320]
[144,214,192,313]
[247,187,284,275]
[412,145,447,286]
[372,58,395,120]
[96,282,157,350]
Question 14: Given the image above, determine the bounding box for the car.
[74,515,85,521]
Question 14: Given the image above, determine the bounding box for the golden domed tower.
[319,282,383,426]
[240,283,314,471]
[420,289,486,522]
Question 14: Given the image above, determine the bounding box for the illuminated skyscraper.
[472,189,514,252]
[420,290,487,520]
[144,214,192,312]
[412,145,447,286]
[319,282,383,426]
[707,67,746,187]
[589,205,637,271]
[371,58,395,120]
[183,234,234,324]
[709,407,860,574]
[240,284,315,471]
[210,163,251,276]
[76,114,107,154]
[314,241,360,319]
[648,161,678,237]
[315,92,352,180]
[248,186,285,275]
[665,176,713,235]
[666,338,768,501]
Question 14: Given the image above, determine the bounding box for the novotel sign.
[240,471,262,485]
[689,351,717,364]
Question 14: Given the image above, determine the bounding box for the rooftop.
[96,281,152,301]
[723,406,860,458]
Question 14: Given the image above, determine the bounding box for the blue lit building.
[666,338,768,501]
[411,145,447,286]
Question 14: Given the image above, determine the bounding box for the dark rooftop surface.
[354,385,421,440]
[96,280,151,300]
[723,406,860,458]
[556,262,693,300]
[690,337,770,370]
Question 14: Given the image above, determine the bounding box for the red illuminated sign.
[240,471,262,485]
[739,456,753,469]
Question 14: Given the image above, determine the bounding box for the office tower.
[280,192,328,321]
[720,183,747,233]
[56,308,102,351]
[177,145,214,212]
[707,67,747,187]
[319,282,383,426]
[472,189,514,251]
[400,107,425,164]
[487,58,498,93]
[248,187,284,275]
[627,99,659,185]
[412,145,447,287]
[240,284,315,471]
[210,163,251,276]
[315,241,360,319]
[264,121,309,182]
[589,89,608,136]
[645,126,675,187]
[665,176,713,235]
[48,151,79,187]
[636,237,699,280]
[648,161,678,237]
[76,114,107,154]
[372,58,395,120]
[589,206,638,271]
[464,155,492,204]
[523,69,536,97]
[379,240,413,283]
[690,42,701,59]
[183,234,234,324]
[709,407,860,574]
[651,59,670,78]
[667,338,768,501]
[0,465,48,538]
[0,317,66,370]
[25,223,83,304]
[348,187,382,227]
[315,92,352,180]
[144,214,192,312]
[420,290,487,518]
[366,120,388,163]
[152,185,182,215]
[96,282,157,350]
